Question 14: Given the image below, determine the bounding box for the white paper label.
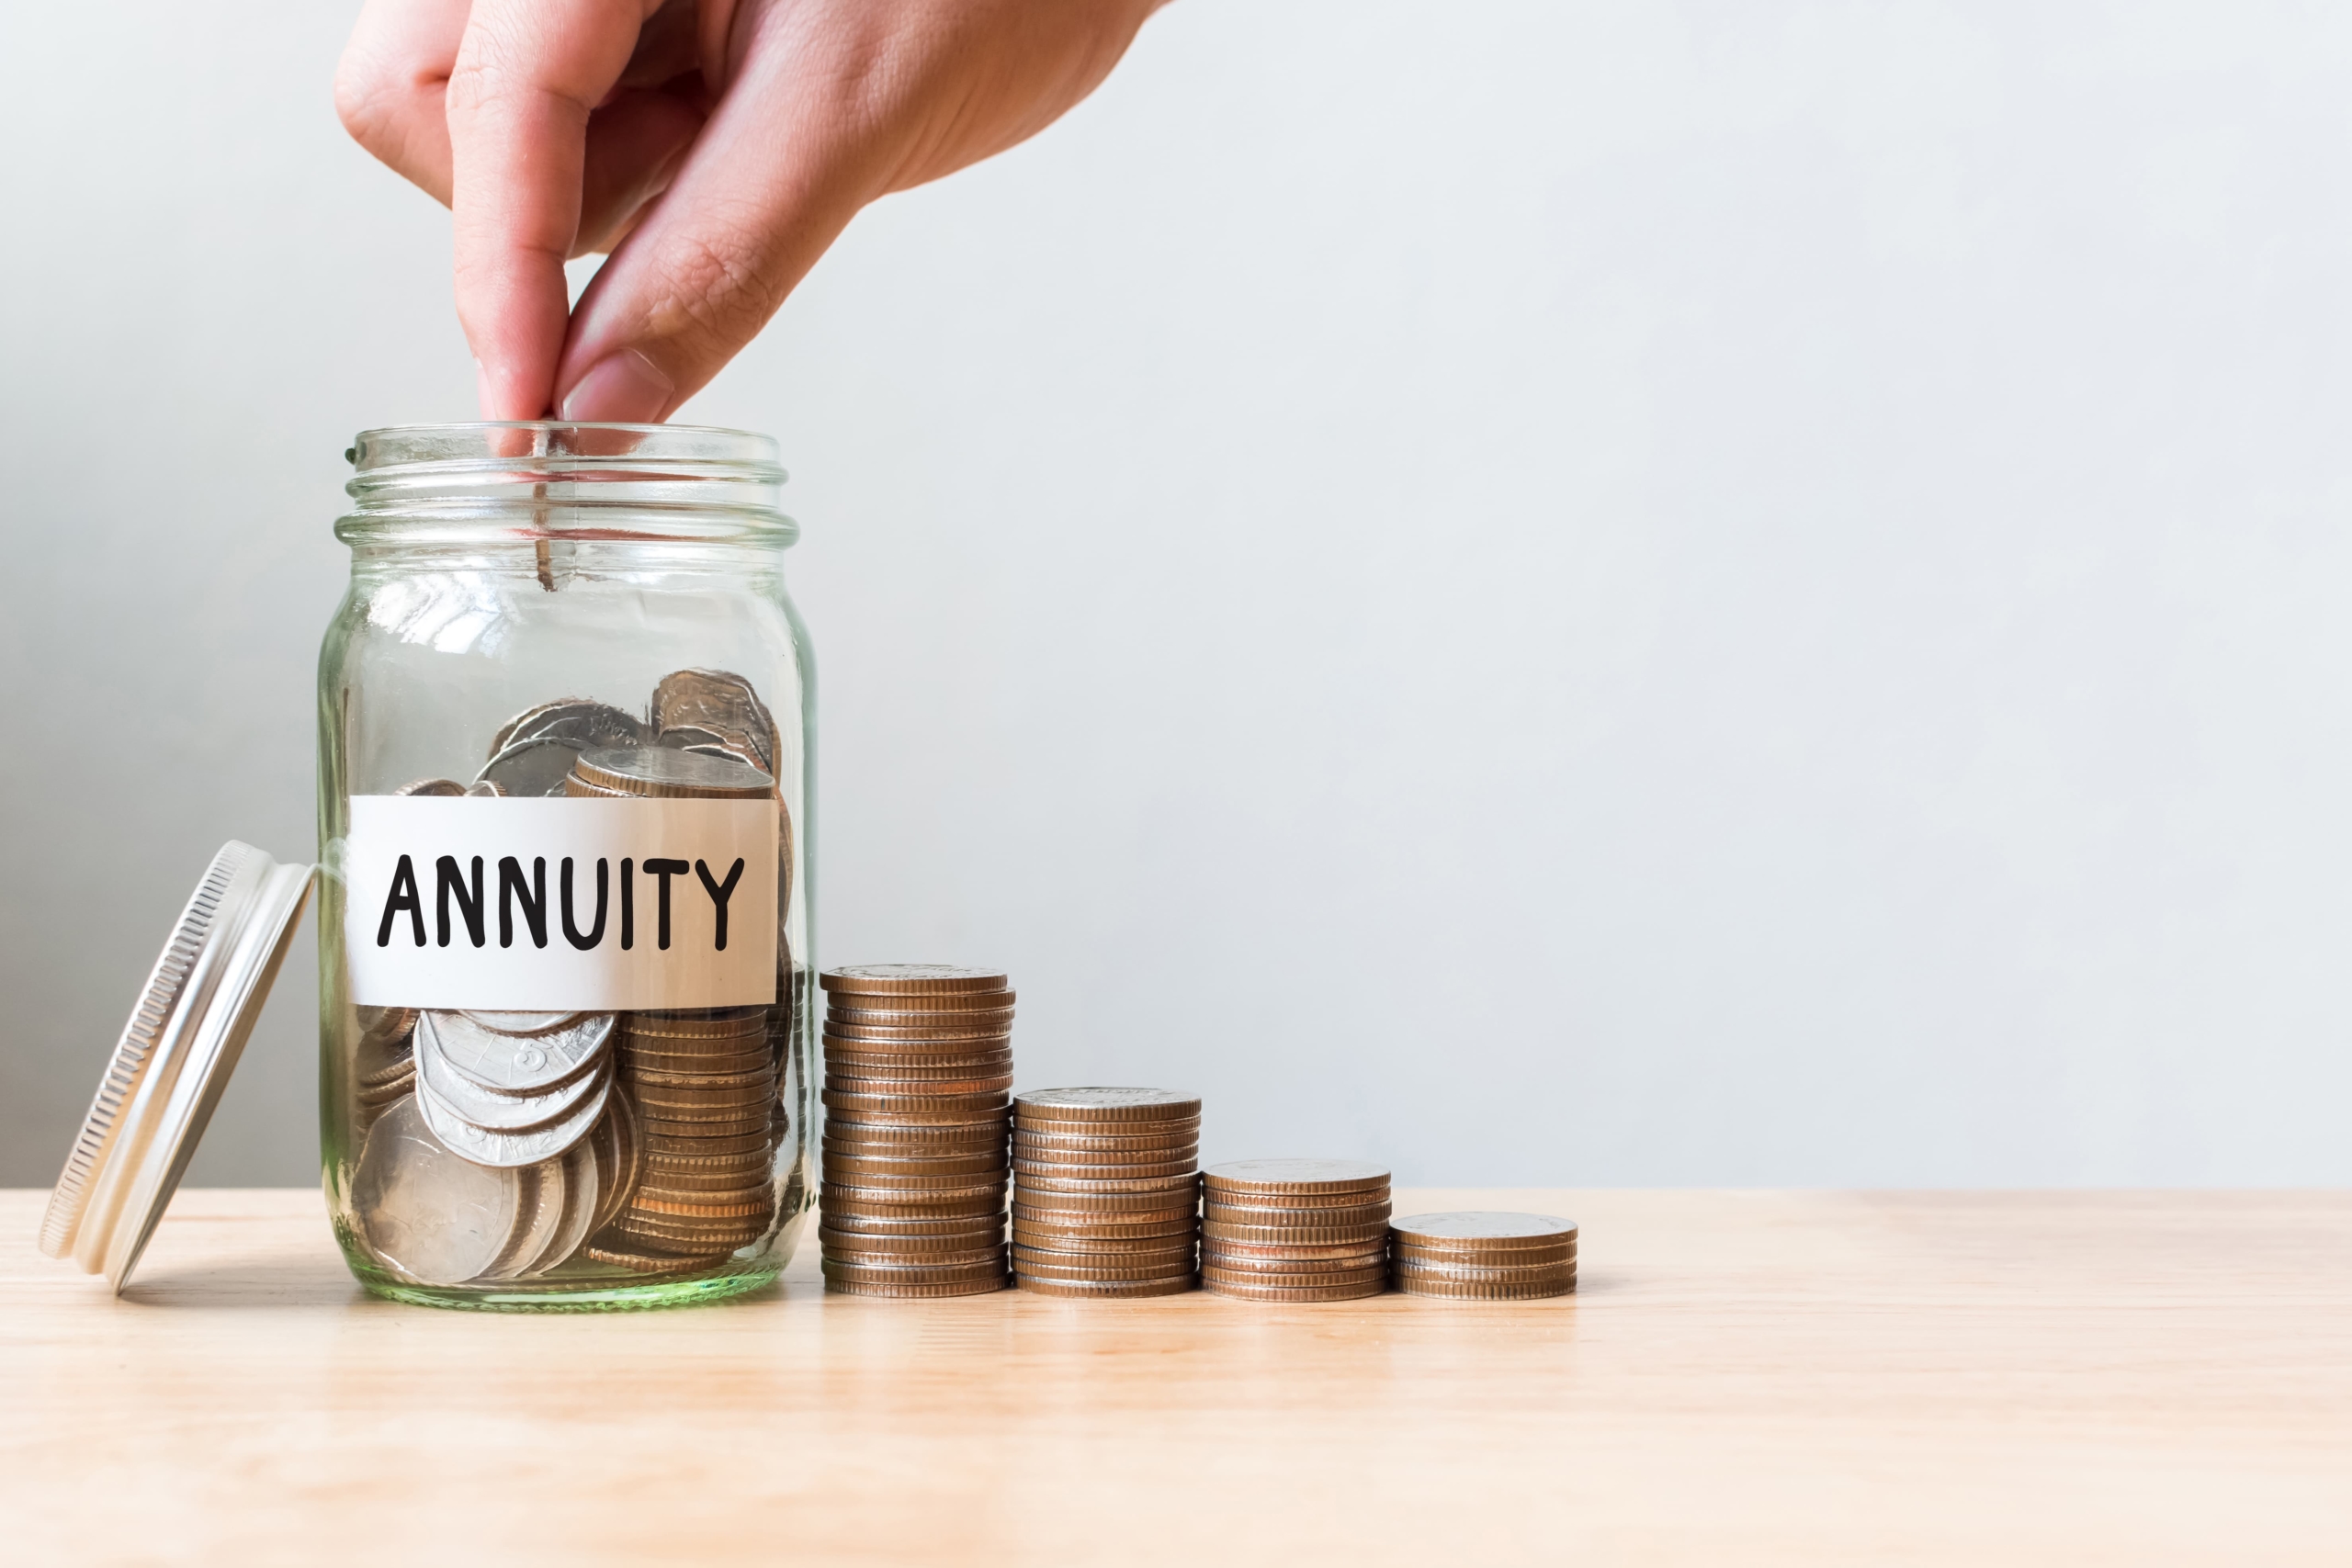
[344,795,780,1009]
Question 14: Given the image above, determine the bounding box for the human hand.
[337,0,1166,421]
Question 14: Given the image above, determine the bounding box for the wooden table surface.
[6,1188,2348,1565]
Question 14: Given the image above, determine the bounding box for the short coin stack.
[1388,1212,1578,1299]
[598,1006,778,1270]
[818,966,1014,1297]
[1201,1159,1392,1301]
[1012,1089,1201,1297]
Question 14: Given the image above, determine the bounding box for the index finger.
[446,0,663,420]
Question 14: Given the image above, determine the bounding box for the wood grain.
[5,1188,2347,1564]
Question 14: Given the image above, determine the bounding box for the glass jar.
[316,423,814,1310]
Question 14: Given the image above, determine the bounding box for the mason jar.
[317,423,813,1309]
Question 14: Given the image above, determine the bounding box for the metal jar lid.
[40,841,315,1292]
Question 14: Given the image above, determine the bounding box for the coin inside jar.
[423,1010,616,1096]
[352,1096,523,1286]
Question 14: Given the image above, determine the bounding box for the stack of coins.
[594,1006,778,1269]
[1200,1159,1391,1301]
[817,966,1013,1297]
[1012,1089,1201,1298]
[1389,1212,1578,1299]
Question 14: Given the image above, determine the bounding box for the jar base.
[354,1261,782,1313]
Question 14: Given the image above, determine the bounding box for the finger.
[334,0,472,204]
[552,17,888,422]
[447,0,664,419]
[554,0,1162,422]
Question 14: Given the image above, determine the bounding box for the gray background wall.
[6,1,2351,1187]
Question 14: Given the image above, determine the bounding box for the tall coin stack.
[597,1006,776,1271]
[1012,1089,1201,1298]
[1388,1212,1578,1299]
[818,966,1014,1297]
[1200,1159,1392,1302]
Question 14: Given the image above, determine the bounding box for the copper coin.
[637,1084,778,1111]
[819,1187,1005,1218]
[824,1105,1012,1128]
[823,1024,1015,1048]
[820,1256,1010,1287]
[627,1064,777,1092]
[825,1074,1014,1100]
[828,991,1011,1020]
[629,1192,775,1220]
[1006,1222,1194,1241]
[1391,1258,1580,1286]
[1015,1273,1196,1299]
[1201,1250,1386,1277]
[1012,1159,1198,1185]
[639,1114,772,1140]
[1203,1274,1386,1303]
[1392,1272,1577,1300]
[639,1129,775,1157]
[818,1208,1005,1237]
[1010,1138,1197,1166]
[1394,1242,1577,1270]
[1013,1088,1201,1124]
[1204,1218,1389,1247]
[1203,1200,1391,1227]
[822,1242,1008,1269]
[825,989,1014,1015]
[820,1170,1009,1195]
[1016,1171,1200,1197]
[583,1244,735,1273]
[638,1167,774,1195]
[612,1217,767,1250]
[1204,1259,1386,1286]
[1012,1189,1197,1215]
[1388,1212,1578,1249]
[1202,1237,1388,1263]
[820,1225,1003,1256]
[1202,1159,1388,1197]
[828,1005,1014,1030]
[825,1050,1013,1076]
[620,1016,770,1039]
[622,1053,775,1082]
[1014,1253,1198,1282]
[1013,1233,1195,1259]
[825,1274,1012,1299]
[1013,1126,1199,1154]
[824,1150,1008,1179]
[820,965,1009,995]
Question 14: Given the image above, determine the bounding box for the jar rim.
[347,421,783,475]
[340,421,794,547]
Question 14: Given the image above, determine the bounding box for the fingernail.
[557,350,673,423]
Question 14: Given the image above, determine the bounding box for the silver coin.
[477,1160,567,1280]
[416,1025,607,1132]
[461,1010,584,1036]
[466,779,508,797]
[489,697,650,759]
[351,1096,523,1285]
[523,1141,602,1276]
[658,725,764,772]
[571,745,773,798]
[392,777,467,797]
[650,669,777,776]
[423,1010,615,1095]
[1388,1211,1578,1246]
[417,1064,613,1168]
[476,736,594,797]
